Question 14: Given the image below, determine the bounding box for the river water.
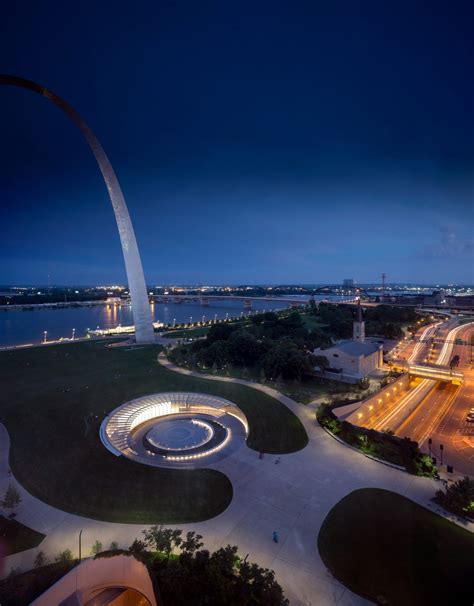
[0,295,352,347]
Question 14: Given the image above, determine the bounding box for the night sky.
[1,1,473,285]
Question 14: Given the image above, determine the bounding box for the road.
[394,323,474,475]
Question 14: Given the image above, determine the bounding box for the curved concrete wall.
[31,553,158,605]
[0,74,154,343]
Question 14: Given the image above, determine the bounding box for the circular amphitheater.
[100,392,248,468]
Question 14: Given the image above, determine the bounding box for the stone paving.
[1,353,472,605]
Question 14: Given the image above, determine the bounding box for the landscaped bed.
[318,488,474,605]
[0,341,307,523]
[0,515,45,556]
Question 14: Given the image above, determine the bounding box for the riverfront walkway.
[1,354,472,605]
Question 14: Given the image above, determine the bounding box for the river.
[0,295,354,347]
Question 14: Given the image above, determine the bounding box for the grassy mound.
[318,488,474,605]
[0,341,306,522]
[0,515,45,555]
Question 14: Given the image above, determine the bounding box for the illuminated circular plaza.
[100,392,248,468]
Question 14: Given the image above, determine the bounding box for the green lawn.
[0,341,306,523]
[0,515,45,555]
[318,488,474,605]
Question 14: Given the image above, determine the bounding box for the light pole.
[173,318,176,328]
[202,315,205,323]
[72,328,76,340]
[214,314,217,323]
[43,330,47,343]
[79,529,83,561]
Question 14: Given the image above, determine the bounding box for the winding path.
[1,353,472,605]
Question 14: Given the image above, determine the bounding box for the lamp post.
[43,330,47,343]
[72,328,76,340]
[79,529,83,561]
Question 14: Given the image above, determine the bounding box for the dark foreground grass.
[0,516,45,555]
[0,341,306,523]
[0,562,74,606]
[318,488,474,605]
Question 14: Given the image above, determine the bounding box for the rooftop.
[320,340,381,357]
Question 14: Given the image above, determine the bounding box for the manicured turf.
[318,488,474,605]
[0,515,45,555]
[0,341,307,523]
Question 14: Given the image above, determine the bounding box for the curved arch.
[0,74,154,343]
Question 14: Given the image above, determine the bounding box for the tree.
[55,549,73,564]
[180,531,203,555]
[313,355,329,371]
[91,540,103,555]
[110,541,119,550]
[129,538,147,555]
[34,550,48,568]
[1,484,21,515]
[435,476,474,516]
[143,525,182,559]
[237,560,289,605]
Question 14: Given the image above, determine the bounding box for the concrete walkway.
[1,356,472,605]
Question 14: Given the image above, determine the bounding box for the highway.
[360,320,474,476]
[393,322,474,475]
[425,323,474,474]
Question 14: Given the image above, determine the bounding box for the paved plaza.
[1,354,472,605]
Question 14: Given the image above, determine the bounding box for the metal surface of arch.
[0,74,154,343]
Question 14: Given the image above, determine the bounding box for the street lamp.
[214,314,217,323]
[72,328,76,340]
[79,529,83,561]
[43,330,47,343]
[173,318,176,328]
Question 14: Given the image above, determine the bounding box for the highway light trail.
[372,322,473,433]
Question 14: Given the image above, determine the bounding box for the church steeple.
[353,299,365,342]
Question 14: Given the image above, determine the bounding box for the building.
[31,554,158,606]
[313,300,383,381]
[343,278,354,288]
[423,290,445,306]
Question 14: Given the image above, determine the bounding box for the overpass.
[391,360,464,385]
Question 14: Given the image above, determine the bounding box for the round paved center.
[146,418,214,451]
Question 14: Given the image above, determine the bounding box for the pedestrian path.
[0,354,471,605]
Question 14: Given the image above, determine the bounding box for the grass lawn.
[0,341,306,523]
[0,515,45,555]
[318,488,474,605]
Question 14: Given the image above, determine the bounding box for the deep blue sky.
[1,1,473,285]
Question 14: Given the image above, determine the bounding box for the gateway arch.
[0,74,154,343]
